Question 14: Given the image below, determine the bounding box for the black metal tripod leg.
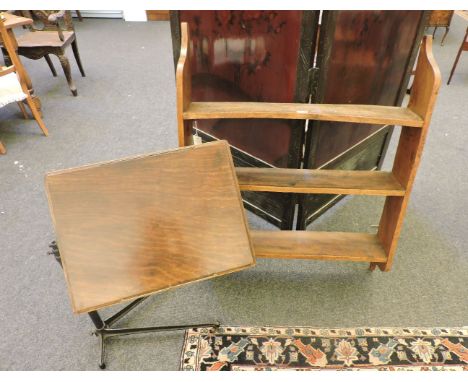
[104,297,148,327]
[88,311,108,369]
[99,333,106,369]
[100,321,220,337]
[88,311,105,330]
[47,239,221,370]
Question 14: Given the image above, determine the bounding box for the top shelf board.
[184,102,424,127]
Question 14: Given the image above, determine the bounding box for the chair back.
[22,10,74,32]
[0,15,29,94]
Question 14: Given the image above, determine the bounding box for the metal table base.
[48,241,219,369]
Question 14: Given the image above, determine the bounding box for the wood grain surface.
[184,102,424,127]
[1,12,33,29]
[146,11,170,21]
[236,168,405,196]
[176,22,192,146]
[251,231,387,262]
[377,36,441,271]
[45,141,255,313]
[16,31,75,47]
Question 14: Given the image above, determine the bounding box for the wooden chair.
[176,23,441,272]
[0,15,48,154]
[5,10,85,96]
[447,26,468,85]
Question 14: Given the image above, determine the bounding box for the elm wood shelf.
[251,231,387,262]
[236,168,405,196]
[184,102,424,128]
[176,22,441,272]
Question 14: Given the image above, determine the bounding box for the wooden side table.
[427,10,455,45]
[447,26,468,84]
[46,141,255,369]
[0,12,41,110]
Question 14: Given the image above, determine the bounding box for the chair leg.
[57,54,78,96]
[0,141,6,155]
[44,54,57,77]
[447,45,464,85]
[76,10,83,22]
[17,101,29,119]
[71,40,86,77]
[441,27,449,46]
[432,26,437,38]
[25,96,48,136]
[2,51,12,67]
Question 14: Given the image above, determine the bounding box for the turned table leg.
[441,27,450,46]
[58,53,78,96]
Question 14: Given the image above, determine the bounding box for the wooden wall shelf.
[176,22,441,272]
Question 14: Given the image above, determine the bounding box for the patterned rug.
[180,326,468,370]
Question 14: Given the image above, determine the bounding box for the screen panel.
[311,10,424,168]
[177,10,306,167]
[171,11,318,228]
[300,11,426,228]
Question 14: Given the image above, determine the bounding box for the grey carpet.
[0,16,467,370]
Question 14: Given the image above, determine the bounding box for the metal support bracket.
[48,241,220,369]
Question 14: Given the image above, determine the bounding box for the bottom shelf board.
[251,231,388,262]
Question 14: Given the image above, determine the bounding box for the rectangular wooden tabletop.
[45,141,255,313]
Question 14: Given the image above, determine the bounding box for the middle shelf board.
[237,168,405,196]
[251,231,388,263]
[184,102,424,127]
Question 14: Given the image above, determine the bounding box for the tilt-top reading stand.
[176,22,441,272]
